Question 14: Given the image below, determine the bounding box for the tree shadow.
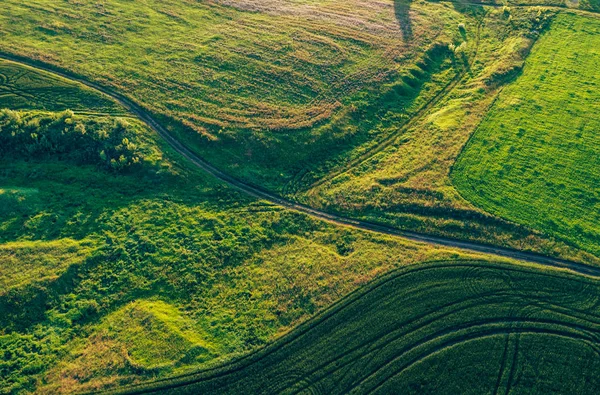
[394,0,414,42]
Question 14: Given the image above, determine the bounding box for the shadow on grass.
[394,0,414,42]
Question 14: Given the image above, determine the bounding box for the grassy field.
[293,6,600,263]
[2,2,600,394]
[0,60,484,394]
[113,261,600,395]
[453,13,600,257]
[0,0,472,190]
[2,2,594,265]
[0,60,124,114]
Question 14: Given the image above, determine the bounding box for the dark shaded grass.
[114,261,600,395]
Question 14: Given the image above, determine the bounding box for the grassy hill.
[0,0,472,190]
[3,3,597,264]
[0,59,483,394]
[453,13,600,256]
[1,2,600,394]
[113,261,600,395]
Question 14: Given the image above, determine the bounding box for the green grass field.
[114,261,600,395]
[0,60,124,114]
[453,13,600,256]
[292,6,600,264]
[0,0,472,190]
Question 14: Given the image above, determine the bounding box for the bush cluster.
[0,109,142,171]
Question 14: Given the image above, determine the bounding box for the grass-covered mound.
[116,261,600,395]
[0,239,96,293]
[453,13,600,256]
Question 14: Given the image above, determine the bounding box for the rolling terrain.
[0,58,495,393]
[0,0,469,189]
[0,1,599,394]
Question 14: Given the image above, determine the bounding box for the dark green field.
[115,261,600,395]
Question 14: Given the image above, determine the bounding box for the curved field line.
[361,329,598,395]
[105,262,599,394]
[503,333,520,395]
[493,334,511,395]
[288,309,600,394]
[286,293,524,393]
[344,320,600,394]
[0,54,597,280]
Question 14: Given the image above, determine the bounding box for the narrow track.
[1,52,598,278]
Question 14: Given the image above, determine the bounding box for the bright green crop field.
[453,13,600,256]
[114,261,600,395]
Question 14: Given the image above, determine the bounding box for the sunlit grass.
[453,13,600,256]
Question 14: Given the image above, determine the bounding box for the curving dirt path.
[1,52,598,278]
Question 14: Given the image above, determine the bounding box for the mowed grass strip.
[453,13,600,256]
[115,261,600,395]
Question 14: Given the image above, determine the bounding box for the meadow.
[294,6,600,264]
[2,2,595,265]
[0,0,469,190]
[113,261,600,395]
[453,13,600,257]
[0,59,482,394]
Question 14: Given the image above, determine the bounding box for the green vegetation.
[114,261,600,395]
[453,13,600,256]
[0,109,149,171]
[0,239,96,293]
[1,2,600,394]
[0,59,123,114]
[294,6,600,264]
[0,61,480,394]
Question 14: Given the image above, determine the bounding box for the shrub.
[0,109,144,171]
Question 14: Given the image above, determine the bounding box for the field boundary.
[101,260,599,394]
